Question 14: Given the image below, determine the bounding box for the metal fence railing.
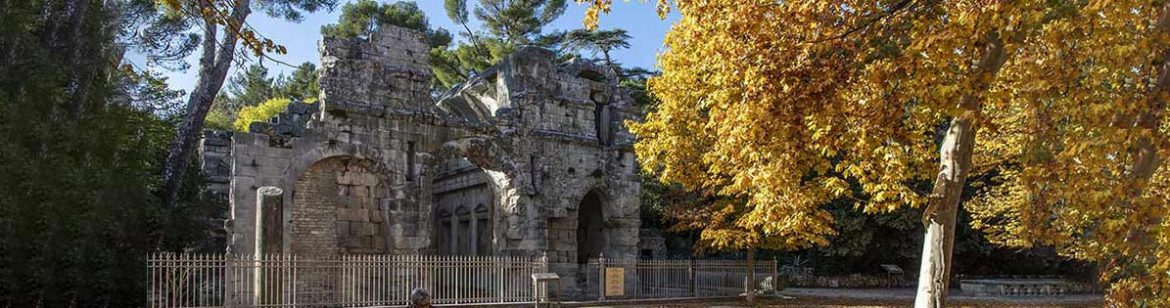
[148,253,776,307]
[583,257,778,300]
[147,253,540,308]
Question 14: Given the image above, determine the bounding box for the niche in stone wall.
[292,156,392,255]
[591,90,611,146]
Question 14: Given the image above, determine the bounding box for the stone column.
[253,186,284,305]
[469,211,478,256]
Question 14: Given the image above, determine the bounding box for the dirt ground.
[571,288,1104,307]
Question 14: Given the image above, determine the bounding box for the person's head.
[409,287,431,308]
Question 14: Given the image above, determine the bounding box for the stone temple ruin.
[200,26,647,295]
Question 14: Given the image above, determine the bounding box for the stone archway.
[576,190,607,264]
[291,156,391,255]
[547,189,612,264]
[427,137,512,256]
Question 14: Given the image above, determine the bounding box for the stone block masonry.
[203,24,643,298]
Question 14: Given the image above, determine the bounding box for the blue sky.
[149,0,679,94]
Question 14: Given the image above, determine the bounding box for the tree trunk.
[914,33,1008,308]
[746,246,756,306]
[913,115,974,308]
[161,0,251,208]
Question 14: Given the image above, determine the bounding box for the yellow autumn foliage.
[233,97,314,131]
[585,0,1170,304]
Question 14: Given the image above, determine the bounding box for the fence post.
[688,258,696,298]
[539,251,549,303]
[497,256,504,302]
[598,253,606,301]
[746,250,756,305]
[224,253,235,308]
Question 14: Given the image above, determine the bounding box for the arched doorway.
[576,190,606,264]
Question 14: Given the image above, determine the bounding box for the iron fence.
[582,258,777,300]
[147,253,540,307]
[147,253,776,307]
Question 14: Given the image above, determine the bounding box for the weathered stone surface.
[202,25,643,296]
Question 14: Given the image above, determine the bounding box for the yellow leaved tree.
[968,1,1170,305]
[233,97,314,131]
[582,0,1169,305]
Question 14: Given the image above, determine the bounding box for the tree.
[321,0,430,39]
[275,62,320,102]
[452,0,568,45]
[0,0,215,305]
[233,97,304,131]
[225,64,275,111]
[965,1,1170,305]
[562,29,631,67]
[434,0,570,88]
[158,0,337,211]
[581,0,1168,305]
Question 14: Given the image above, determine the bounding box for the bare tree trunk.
[161,0,251,208]
[914,33,1008,308]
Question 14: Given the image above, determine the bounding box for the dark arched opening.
[576,191,606,264]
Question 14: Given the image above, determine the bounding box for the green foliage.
[321,0,451,47]
[225,64,276,111]
[466,0,568,44]
[0,1,224,305]
[322,0,425,38]
[430,38,512,88]
[562,29,631,65]
[213,62,320,128]
[433,0,571,89]
[274,62,320,102]
[205,107,233,131]
[445,0,471,24]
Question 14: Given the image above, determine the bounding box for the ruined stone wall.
[318,26,432,114]
[200,131,232,195]
[291,157,390,255]
[221,27,439,256]
[207,25,644,281]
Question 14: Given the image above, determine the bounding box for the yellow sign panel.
[605,267,625,297]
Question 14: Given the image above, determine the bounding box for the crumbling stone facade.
[202,26,642,294]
